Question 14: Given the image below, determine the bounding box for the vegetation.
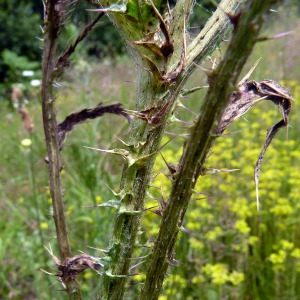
[1,0,300,299]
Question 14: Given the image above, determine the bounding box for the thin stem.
[41,1,81,298]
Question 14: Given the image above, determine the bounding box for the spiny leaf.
[202,168,240,175]
[181,85,208,97]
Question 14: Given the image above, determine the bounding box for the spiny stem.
[141,0,279,298]
[41,1,81,298]
[98,0,243,299]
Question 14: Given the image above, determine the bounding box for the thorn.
[257,30,294,42]
[180,226,194,234]
[124,80,136,84]
[129,260,146,271]
[181,86,209,97]
[193,63,216,84]
[129,254,151,260]
[105,183,118,195]
[168,258,181,265]
[115,136,127,145]
[176,102,197,116]
[238,58,261,86]
[169,116,191,125]
[226,11,242,28]
[40,268,57,276]
[148,0,173,58]
[216,2,242,28]
[202,168,240,175]
[86,246,109,254]
[160,153,177,177]
[164,131,189,138]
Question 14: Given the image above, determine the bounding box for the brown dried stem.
[55,12,104,74]
[41,1,82,298]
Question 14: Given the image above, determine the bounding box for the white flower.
[22,70,34,77]
[30,79,41,87]
[21,138,32,147]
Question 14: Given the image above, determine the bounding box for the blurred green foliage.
[0,0,218,103]
[0,0,42,102]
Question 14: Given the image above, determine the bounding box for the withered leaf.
[57,102,130,150]
[45,246,101,284]
[217,61,293,210]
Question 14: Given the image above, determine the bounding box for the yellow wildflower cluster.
[140,82,300,298]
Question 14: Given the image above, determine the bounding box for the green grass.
[1,10,300,299]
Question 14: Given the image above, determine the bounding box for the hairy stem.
[98,0,243,299]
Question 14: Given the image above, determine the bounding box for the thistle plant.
[41,0,291,299]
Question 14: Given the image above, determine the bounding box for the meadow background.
[1,2,300,299]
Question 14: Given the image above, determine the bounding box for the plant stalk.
[41,1,82,298]
[98,0,243,299]
[141,1,281,299]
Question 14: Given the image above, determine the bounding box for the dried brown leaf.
[217,61,293,209]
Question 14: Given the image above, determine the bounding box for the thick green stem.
[41,1,81,298]
[98,0,243,299]
[141,1,280,299]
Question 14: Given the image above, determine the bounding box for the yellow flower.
[280,240,294,251]
[248,236,259,246]
[132,273,146,282]
[96,195,103,204]
[192,275,205,284]
[269,250,286,265]
[40,222,48,230]
[235,219,250,235]
[21,138,32,147]
[189,237,204,251]
[228,271,245,286]
[205,226,223,241]
[202,263,229,285]
[270,199,293,216]
[291,248,300,259]
[66,205,75,215]
[164,274,187,288]
[83,270,93,279]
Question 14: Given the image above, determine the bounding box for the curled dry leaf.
[57,102,130,150]
[217,60,293,210]
[45,246,101,284]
